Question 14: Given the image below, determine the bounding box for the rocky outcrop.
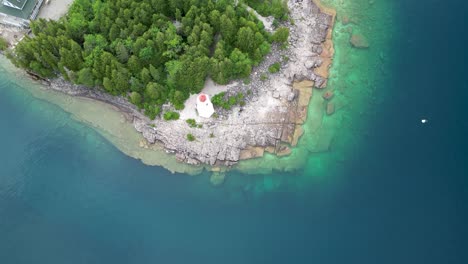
[39,0,335,168]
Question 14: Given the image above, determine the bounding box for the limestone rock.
[287,92,296,101]
[276,145,292,157]
[314,76,327,88]
[305,58,322,69]
[240,146,265,160]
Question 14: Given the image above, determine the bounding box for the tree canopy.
[10,0,275,119]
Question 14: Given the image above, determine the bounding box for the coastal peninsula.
[1,0,336,173]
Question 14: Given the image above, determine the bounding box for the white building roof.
[196,94,215,118]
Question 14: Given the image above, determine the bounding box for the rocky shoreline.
[21,0,336,170]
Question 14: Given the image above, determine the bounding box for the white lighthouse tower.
[196,93,215,118]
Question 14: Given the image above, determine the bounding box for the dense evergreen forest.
[9,0,289,119]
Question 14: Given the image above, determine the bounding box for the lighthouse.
[196,93,215,118]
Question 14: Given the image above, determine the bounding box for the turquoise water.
[1,0,467,263]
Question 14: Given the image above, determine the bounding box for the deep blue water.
[1,0,467,263]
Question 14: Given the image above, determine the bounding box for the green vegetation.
[186,118,203,128]
[187,133,196,141]
[268,62,281,73]
[244,0,289,20]
[10,0,274,119]
[129,91,142,104]
[260,73,268,81]
[0,37,8,51]
[186,118,197,127]
[211,91,245,110]
[209,132,215,138]
[163,111,180,121]
[272,19,279,28]
[271,27,289,43]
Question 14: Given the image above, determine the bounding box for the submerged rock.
[326,102,335,115]
[323,90,334,100]
[350,34,370,48]
[210,172,226,186]
[341,14,351,25]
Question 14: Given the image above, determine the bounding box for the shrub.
[272,27,290,43]
[187,133,195,141]
[186,118,197,127]
[163,111,180,121]
[144,105,161,120]
[211,92,226,107]
[289,17,295,26]
[268,62,281,73]
[212,92,245,110]
[260,73,268,81]
[272,19,279,29]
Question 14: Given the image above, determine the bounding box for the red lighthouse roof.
[199,94,207,102]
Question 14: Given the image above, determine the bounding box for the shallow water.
[1,0,467,263]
